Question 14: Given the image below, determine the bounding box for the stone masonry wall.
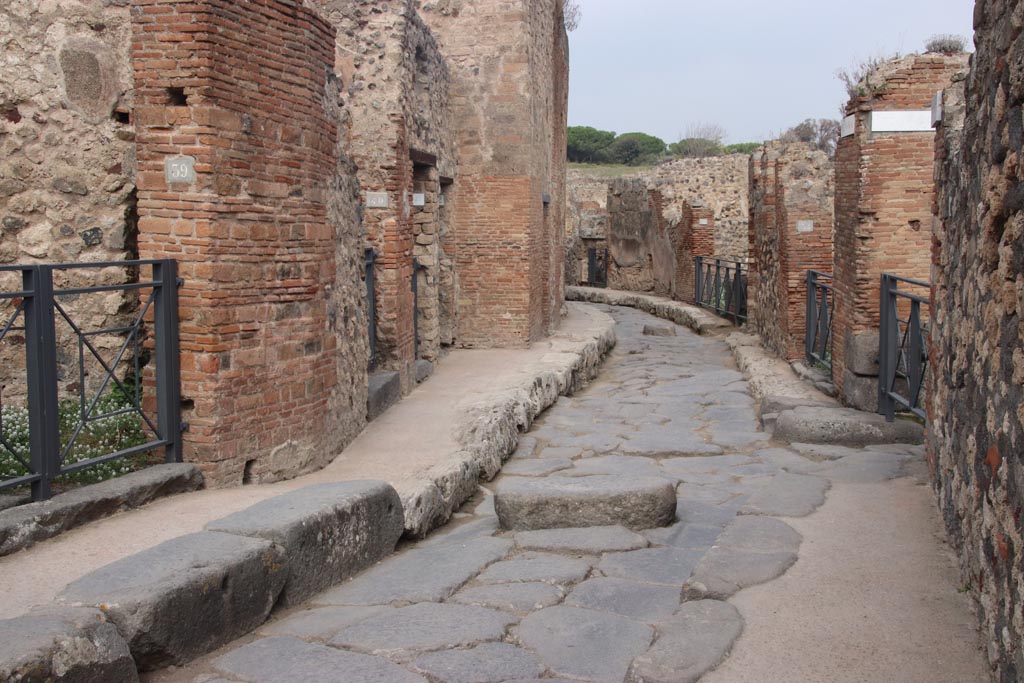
[832,52,969,411]
[132,0,366,487]
[750,141,834,361]
[675,200,715,304]
[606,178,674,297]
[930,3,1023,678]
[0,1,138,400]
[418,0,568,348]
[566,169,609,284]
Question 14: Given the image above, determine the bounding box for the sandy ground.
[703,470,989,683]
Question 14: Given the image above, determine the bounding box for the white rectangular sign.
[869,110,934,133]
[366,192,389,209]
[841,115,856,138]
[796,220,814,233]
[164,156,196,184]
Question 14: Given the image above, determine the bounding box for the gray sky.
[568,0,975,144]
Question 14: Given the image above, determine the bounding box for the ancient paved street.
[159,306,979,683]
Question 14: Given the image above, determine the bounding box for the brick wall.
[831,53,968,410]
[675,201,715,304]
[132,0,366,486]
[750,142,834,361]
[930,3,1022,677]
[418,0,568,347]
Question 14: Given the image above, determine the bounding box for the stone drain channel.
[157,305,922,683]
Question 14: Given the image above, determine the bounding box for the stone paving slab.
[449,582,564,612]
[566,577,681,622]
[476,552,594,585]
[514,525,650,553]
[775,406,924,447]
[409,642,544,683]
[259,605,391,641]
[501,458,574,476]
[598,546,705,587]
[739,472,829,517]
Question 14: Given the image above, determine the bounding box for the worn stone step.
[774,406,924,447]
[494,475,676,531]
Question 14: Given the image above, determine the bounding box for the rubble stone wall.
[606,178,674,297]
[831,52,968,410]
[0,1,138,400]
[930,3,1023,677]
[132,0,366,487]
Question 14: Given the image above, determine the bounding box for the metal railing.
[878,273,930,421]
[584,247,608,288]
[365,248,377,371]
[0,260,182,501]
[695,256,747,324]
[412,257,426,359]
[805,270,834,370]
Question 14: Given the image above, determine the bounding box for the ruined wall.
[0,1,137,399]
[832,52,969,410]
[317,0,457,383]
[566,169,610,284]
[930,4,1022,677]
[132,0,366,486]
[750,141,834,361]
[606,178,674,296]
[418,0,568,347]
[674,200,715,303]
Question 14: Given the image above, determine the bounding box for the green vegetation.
[568,124,760,165]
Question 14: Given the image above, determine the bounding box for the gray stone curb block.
[0,463,203,558]
[495,475,677,531]
[0,607,139,683]
[367,371,401,421]
[774,406,924,446]
[206,481,403,608]
[57,531,287,671]
[567,286,731,335]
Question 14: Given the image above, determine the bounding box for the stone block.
[206,481,403,607]
[845,330,880,377]
[494,476,676,531]
[774,406,923,447]
[58,531,287,670]
[643,323,677,337]
[367,371,400,421]
[0,608,138,683]
[841,369,879,412]
[413,359,434,383]
[0,463,204,557]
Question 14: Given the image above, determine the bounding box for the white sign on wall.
[164,156,196,184]
[931,90,944,126]
[841,115,856,138]
[796,220,814,233]
[869,110,933,133]
[366,192,389,209]
[698,219,709,226]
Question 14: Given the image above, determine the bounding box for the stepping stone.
[330,603,515,658]
[566,577,680,622]
[450,582,564,612]
[316,536,511,606]
[261,606,390,641]
[477,553,593,585]
[410,643,544,683]
[626,600,744,683]
[502,458,574,477]
[554,455,671,481]
[211,636,426,683]
[643,324,677,337]
[494,476,676,531]
[739,472,829,517]
[789,442,862,460]
[598,547,704,587]
[514,526,649,554]
[774,406,924,446]
[515,607,653,682]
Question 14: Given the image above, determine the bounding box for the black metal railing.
[584,247,608,288]
[0,260,181,501]
[412,257,427,359]
[365,248,377,371]
[805,270,834,370]
[878,273,930,421]
[695,256,747,324]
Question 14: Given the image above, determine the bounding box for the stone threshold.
[566,285,735,335]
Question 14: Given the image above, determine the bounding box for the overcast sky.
[567,0,975,144]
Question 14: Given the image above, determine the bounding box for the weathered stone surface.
[685,548,797,600]
[774,406,923,446]
[643,522,723,551]
[260,606,390,641]
[330,602,515,657]
[317,535,511,606]
[626,599,743,683]
[516,606,654,682]
[367,371,401,421]
[413,359,434,384]
[758,394,833,416]
[58,531,286,670]
[811,450,910,483]
[716,516,802,553]
[501,458,574,477]
[643,323,677,337]
[566,577,680,622]
[844,330,880,377]
[212,636,426,683]
[598,547,703,587]
[618,431,723,456]
[450,582,564,612]
[514,525,649,554]
[207,481,402,607]
[739,473,829,517]
[0,607,138,683]
[0,463,203,557]
[0,493,30,513]
[495,475,676,531]
[409,642,544,683]
[841,369,879,413]
[556,455,670,481]
[476,552,593,585]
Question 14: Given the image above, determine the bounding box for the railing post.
[412,257,421,359]
[23,265,60,500]
[877,274,897,421]
[733,262,743,324]
[805,271,815,361]
[694,256,703,305]
[365,248,376,371]
[153,260,182,463]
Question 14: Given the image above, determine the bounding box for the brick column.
[132,0,358,486]
[676,200,715,303]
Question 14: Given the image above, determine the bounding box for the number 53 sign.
[164,156,197,184]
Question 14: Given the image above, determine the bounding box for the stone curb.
[399,303,618,538]
[0,463,204,558]
[566,285,732,335]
